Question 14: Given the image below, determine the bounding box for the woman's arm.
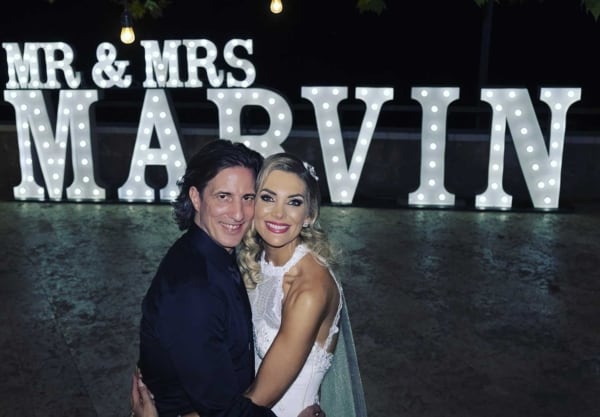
[245,269,330,407]
[131,372,158,417]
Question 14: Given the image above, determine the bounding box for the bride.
[239,153,341,416]
[132,153,342,417]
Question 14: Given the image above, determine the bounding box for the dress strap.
[261,244,311,276]
[281,244,310,274]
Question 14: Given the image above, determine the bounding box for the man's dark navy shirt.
[138,224,275,417]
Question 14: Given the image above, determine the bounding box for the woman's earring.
[303,222,310,228]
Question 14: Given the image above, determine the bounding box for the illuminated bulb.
[120,26,135,44]
[270,0,283,14]
[120,10,135,44]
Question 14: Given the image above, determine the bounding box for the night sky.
[1,1,600,113]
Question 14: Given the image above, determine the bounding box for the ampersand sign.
[92,42,132,88]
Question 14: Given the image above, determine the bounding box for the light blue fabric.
[320,298,368,417]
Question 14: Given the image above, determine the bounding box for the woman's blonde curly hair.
[237,153,335,289]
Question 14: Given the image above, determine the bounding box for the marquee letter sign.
[476,88,580,210]
[409,87,459,207]
[207,88,292,155]
[0,39,583,210]
[118,89,186,202]
[4,89,104,201]
[302,86,393,204]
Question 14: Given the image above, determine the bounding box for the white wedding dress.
[248,244,343,417]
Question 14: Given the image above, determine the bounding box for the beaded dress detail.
[248,244,343,417]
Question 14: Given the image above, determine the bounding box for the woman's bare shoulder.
[285,252,336,298]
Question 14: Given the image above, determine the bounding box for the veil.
[320,296,368,417]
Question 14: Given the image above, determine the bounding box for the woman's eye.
[289,199,303,207]
[260,194,273,202]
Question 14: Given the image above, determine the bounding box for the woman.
[239,153,342,417]
[133,153,341,417]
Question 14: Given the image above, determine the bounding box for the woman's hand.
[130,371,158,417]
[297,403,325,417]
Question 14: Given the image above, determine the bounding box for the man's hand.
[130,372,158,417]
[297,403,325,417]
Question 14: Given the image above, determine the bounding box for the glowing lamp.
[270,0,283,14]
[120,10,135,44]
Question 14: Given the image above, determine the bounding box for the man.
[133,140,322,417]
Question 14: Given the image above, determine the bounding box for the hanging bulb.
[120,26,135,44]
[270,0,283,14]
[120,9,135,44]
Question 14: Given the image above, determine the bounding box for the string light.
[120,8,135,44]
[270,0,283,14]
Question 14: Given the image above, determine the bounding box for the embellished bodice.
[248,244,342,417]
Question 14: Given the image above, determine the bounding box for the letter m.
[3,90,105,201]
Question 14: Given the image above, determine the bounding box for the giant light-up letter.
[477,88,580,210]
[223,39,255,88]
[3,90,104,201]
[118,89,186,202]
[92,42,132,88]
[207,88,292,155]
[408,87,459,206]
[302,86,393,204]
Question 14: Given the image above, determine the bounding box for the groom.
[133,140,322,417]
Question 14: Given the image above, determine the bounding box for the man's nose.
[230,199,244,221]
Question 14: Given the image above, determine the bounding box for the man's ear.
[189,186,201,212]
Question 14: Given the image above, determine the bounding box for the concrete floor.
[0,201,599,417]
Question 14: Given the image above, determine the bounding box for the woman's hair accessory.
[303,161,319,181]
